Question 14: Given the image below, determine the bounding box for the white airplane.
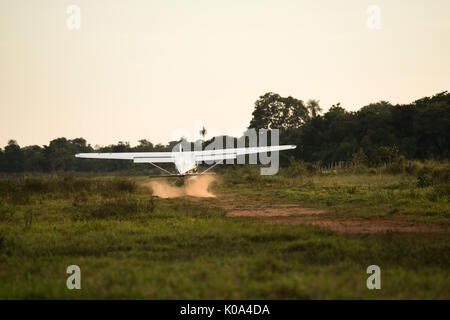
[75,144,296,177]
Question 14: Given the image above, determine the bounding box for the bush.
[305,162,320,174]
[431,164,450,183]
[220,166,262,185]
[284,158,307,177]
[405,161,423,175]
[242,166,263,184]
[0,201,15,221]
[386,156,406,174]
[417,173,433,188]
[351,148,369,167]
[431,182,450,199]
[370,146,400,167]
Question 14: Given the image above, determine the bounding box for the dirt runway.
[206,193,450,234]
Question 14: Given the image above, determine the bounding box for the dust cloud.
[143,175,217,198]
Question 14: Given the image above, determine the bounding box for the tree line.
[0,91,448,172]
[250,91,450,166]
[0,138,182,173]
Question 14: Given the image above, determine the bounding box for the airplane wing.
[193,145,296,163]
[75,152,175,163]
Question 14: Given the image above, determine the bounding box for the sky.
[0,0,449,147]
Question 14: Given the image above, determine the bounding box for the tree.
[249,92,309,130]
[0,147,4,171]
[136,139,154,151]
[306,99,323,118]
[44,138,74,171]
[23,145,46,172]
[4,140,24,172]
[199,126,207,140]
[370,146,399,166]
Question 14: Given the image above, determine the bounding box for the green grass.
[0,173,449,299]
[218,166,450,224]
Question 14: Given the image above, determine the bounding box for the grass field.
[0,166,449,299]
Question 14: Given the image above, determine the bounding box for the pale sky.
[1,0,449,147]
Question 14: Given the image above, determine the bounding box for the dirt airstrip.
[200,193,450,235]
[145,177,449,234]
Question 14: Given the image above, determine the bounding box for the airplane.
[75,144,296,177]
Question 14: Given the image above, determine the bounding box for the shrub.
[0,201,15,221]
[417,173,433,188]
[386,156,406,174]
[431,182,450,199]
[221,166,262,185]
[305,162,320,174]
[241,166,262,183]
[370,145,400,167]
[405,161,423,175]
[351,148,369,166]
[284,157,307,177]
[431,164,450,183]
